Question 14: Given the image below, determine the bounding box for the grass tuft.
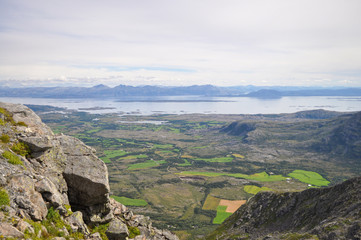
[0,188,10,206]
[0,134,10,143]
[11,142,30,157]
[2,150,23,166]
[128,226,141,238]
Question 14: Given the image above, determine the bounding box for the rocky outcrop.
[220,122,256,139]
[207,176,361,240]
[0,102,178,240]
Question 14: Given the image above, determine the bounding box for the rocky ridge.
[207,176,361,240]
[0,102,178,240]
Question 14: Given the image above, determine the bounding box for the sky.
[0,0,361,87]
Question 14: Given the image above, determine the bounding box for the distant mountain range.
[1,84,361,98]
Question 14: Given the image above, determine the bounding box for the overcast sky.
[1,0,361,87]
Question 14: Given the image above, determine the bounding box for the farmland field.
[202,195,221,210]
[111,196,148,206]
[288,170,330,186]
[244,185,273,195]
[213,205,233,224]
[219,199,247,213]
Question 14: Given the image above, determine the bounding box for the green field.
[213,205,233,224]
[128,160,167,170]
[119,154,148,160]
[100,149,128,163]
[194,156,233,163]
[179,171,287,182]
[288,170,330,187]
[111,196,148,206]
[244,185,273,195]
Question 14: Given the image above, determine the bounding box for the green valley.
[30,106,361,239]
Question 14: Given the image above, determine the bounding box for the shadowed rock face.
[59,135,110,207]
[207,177,361,240]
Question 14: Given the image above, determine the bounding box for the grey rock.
[35,177,67,208]
[162,230,179,240]
[89,210,114,224]
[123,210,134,221]
[106,218,129,240]
[9,174,48,221]
[19,136,53,152]
[61,135,109,207]
[0,223,24,238]
[0,102,53,136]
[16,219,35,234]
[129,215,151,228]
[66,211,90,235]
[109,198,127,216]
[87,232,103,240]
[132,235,146,240]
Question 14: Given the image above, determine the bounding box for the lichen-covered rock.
[106,218,129,240]
[66,211,90,235]
[35,177,68,208]
[0,102,53,136]
[19,136,53,152]
[9,174,48,221]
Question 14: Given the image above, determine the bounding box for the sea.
[1,96,361,115]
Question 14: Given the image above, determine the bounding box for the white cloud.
[0,0,361,87]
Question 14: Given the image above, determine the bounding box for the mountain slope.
[220,111,361,161]
[207,176,361,240]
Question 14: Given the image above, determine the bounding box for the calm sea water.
[1,96,360,115]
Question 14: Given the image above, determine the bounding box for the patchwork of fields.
[34,107,358,240]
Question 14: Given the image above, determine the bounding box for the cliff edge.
[0,102,178,240]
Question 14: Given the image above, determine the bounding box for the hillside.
[0,102,178,240]
[207,176,361,239]
[221,110,361,160]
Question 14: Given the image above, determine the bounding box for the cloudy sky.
[1,0,361,87]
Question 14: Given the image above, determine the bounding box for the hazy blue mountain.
[0,84,361,98]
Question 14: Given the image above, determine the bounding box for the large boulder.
[60,135,110,207]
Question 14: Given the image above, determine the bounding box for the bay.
[0,96,360,115]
